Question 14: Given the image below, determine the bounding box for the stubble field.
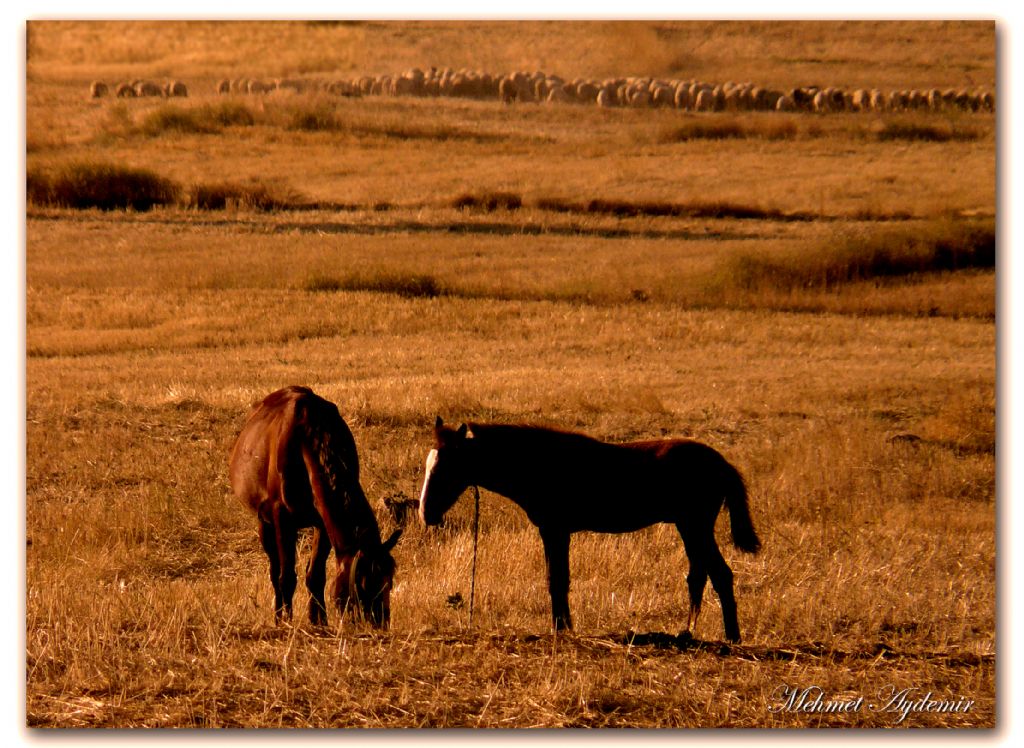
[25,20,995,728]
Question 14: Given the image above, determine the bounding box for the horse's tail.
[722,461,761,553]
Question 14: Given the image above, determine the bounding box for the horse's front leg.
[540,527,573,631]
[305,526,331,626]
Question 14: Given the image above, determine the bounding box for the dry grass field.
[25,20,995,728]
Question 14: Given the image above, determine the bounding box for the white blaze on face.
[419,449,439,524]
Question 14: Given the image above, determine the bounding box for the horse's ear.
[457,423,468,439]
[382,528,402,553]
[435,416,444,431]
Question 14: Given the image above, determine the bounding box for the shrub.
[305,272,445,298]
[718,219,995,293]
[302,274,345,293]
[346,273,444,298]
[187,179,308,211]
[451,191,523,211]
[123,103,257,138]
[27,161,179,211]
[531,196,794,221]
[664,119,747,141]
[138,106,220,136]
[287,102,342,132]
[660,116,801,143]
[865,117,982,143]
[202,101,257,127]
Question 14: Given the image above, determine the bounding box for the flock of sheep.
[214,67,996,114]
[91,67,995,114]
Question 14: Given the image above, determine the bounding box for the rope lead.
[469,484,480,627]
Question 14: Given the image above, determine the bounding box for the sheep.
[651,84,674,108]
[673,83,691,110]
[710,86,726,111]
[748,86,766,110]
[479,72,498,98]
[791,87,818,111]
[763,90,784,111]
[498,76,517,104]
[576,81,599,103]
[828,87,847,111]
[850,89,870,111]
[134,80,164,97]
[115,82,136,98]
[326,79,357,97]
[596,86,616,107]
[513,72,535,102]
[868,89,887,112]
[393,74,421,97]
[694,88,715,112]
[775,93,795,112]
[534,77,552,102]
[216,79,231,94]
[167,80,188,97]
[89,81,108,98]
[547,85,572,104]
[735,85,756,111]
[811,87,845,112]
[722,88,742,111]
[629,86,651,107]
[450,73,481,99]
[247,79,274,94]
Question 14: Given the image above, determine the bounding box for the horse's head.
[335,529,402,628]
[419,416,473,527]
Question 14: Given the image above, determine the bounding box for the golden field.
[25,20,995,728]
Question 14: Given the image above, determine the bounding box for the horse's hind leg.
[262,507,298,622]
[677,524,709,637]
[705,541,740,643]
[259,519,284,622]
[276,518,298,621]
[304,527,331,626]
[540,527,573,631]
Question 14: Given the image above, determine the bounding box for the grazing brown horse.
[419,418,761,642]
[230,386,401,627]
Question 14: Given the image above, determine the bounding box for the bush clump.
[27,161,179,211]
[305,272,445,299]
[661,116,800,143]
[867,117,981,143]
[720,219,995,292]
[186,179,309,211]
[451,191,523,211]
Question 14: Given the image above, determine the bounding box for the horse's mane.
[288,389,382,547]
[466,422,606,451]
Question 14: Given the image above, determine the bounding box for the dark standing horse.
[419,418,761,642]
[230,386,401,627]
